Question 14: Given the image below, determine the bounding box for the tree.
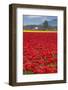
[43,20,48,29]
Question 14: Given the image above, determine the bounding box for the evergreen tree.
[43,20,48,29]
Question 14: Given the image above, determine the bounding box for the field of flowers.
[23,32,57,74]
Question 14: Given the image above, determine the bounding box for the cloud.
[27,16,42,18]
[26,16,48,22]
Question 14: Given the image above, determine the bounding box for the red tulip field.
[23,32,57,74]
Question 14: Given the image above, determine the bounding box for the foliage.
[43,20,48,28]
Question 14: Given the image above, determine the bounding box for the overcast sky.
[23,15,57,25]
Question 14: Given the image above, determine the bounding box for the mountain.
[48,19,57,27]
